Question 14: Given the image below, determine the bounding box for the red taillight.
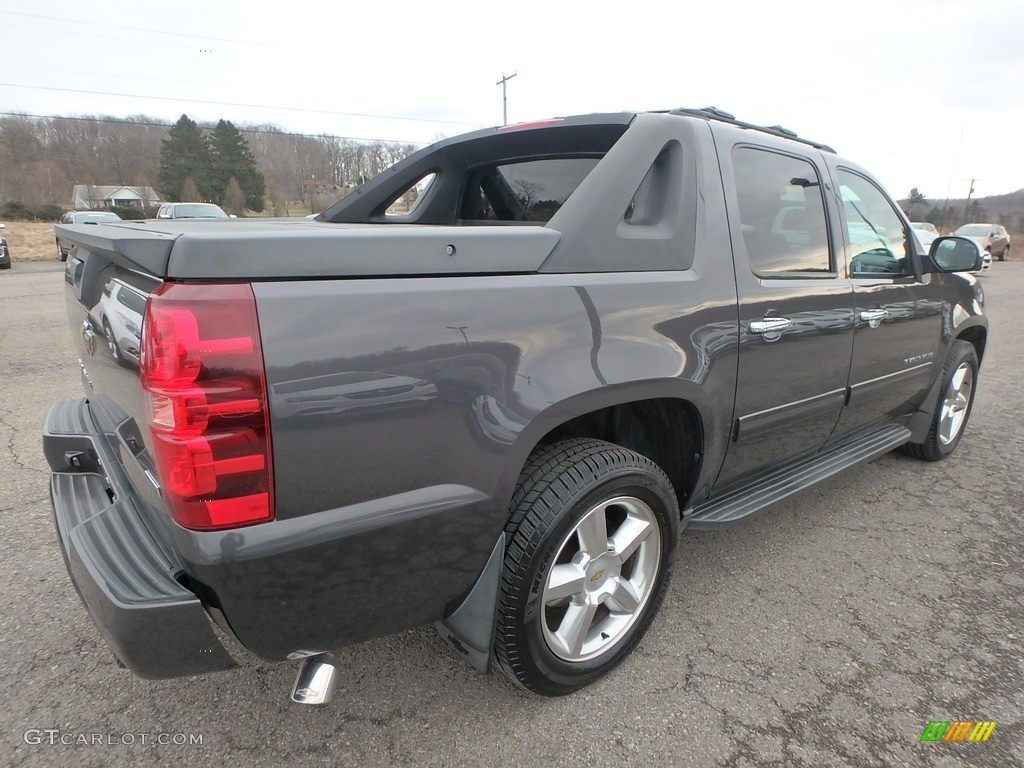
[141,282,274,530]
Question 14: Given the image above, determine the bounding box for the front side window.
[838,170,911,276]
[732,147,831,276]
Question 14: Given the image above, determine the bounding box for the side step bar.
[687,424,911,529]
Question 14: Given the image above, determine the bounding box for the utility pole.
[963,178,980,221]
[496,72,517,126]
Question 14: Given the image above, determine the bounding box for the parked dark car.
[0,223,11,269]
[47,107,987,704]
[954,223,1011,260]
[56,211,123,260]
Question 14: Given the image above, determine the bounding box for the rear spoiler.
[56,223,178,276]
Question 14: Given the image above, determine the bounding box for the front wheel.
[494,439,678,696]
[904,340,978,461]
[999,245,1009,261]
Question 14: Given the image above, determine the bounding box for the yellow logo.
[590,569,605,582]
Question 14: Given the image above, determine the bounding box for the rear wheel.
[999,245,1009,261]
[904,340,978,461]
[494,439,678,696]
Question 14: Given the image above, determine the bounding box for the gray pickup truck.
[46,107,987,702]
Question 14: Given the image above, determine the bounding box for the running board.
[687,424,911,529]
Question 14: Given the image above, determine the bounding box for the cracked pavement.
[1,261,1020,767]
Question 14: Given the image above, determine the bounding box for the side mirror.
[929,236,984,272]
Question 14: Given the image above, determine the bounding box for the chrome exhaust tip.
[290,653,342,705]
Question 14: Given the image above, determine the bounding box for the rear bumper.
[44,398,237,679]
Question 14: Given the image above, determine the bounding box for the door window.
[733,148,832,276]
[838,170,911,276]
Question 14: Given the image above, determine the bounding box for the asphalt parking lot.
[1,261,1021,767]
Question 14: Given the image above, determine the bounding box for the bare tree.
[224,177,246,215]
[180,176,201,202]
[512,179,542,214]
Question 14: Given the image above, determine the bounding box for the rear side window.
[385,173,437,217]
[116,285,148,315]
[459,158,600,223]
[733,147,832,276]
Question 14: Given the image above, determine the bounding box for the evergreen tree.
[209,120,265,212]
[906,187,926,219]
[158,115,213,201]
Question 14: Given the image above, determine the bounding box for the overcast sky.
[2,0,1022,200]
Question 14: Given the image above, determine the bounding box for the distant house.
[71,185,162,211]
[302,179,338,195]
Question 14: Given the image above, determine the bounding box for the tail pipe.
[290,653,342,705]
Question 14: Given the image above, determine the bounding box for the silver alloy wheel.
[103,321,119,361]
[541,495,661,662]
[938,362,973,445]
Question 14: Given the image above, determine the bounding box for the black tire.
[904,340,978,461]
[57,242,67,262]
[494,439,679,696]
[999,245,1009,262]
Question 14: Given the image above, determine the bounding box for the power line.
[0,82,475,126]
[5,64,239,90]
[0,10,289,48]
[0,20,243,54]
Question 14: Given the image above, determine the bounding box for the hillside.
[0,113,419,216]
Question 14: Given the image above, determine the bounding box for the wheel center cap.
[585,554,620,592]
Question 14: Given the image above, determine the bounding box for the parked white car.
[155,203,230,220]
[88,279,147,367]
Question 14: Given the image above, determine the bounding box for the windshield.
[77,213,121,223]
[173,204,228,219]
[955,224,990,236]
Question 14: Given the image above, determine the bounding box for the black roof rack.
[666,106,835,153]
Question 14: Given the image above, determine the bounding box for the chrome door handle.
[749,317,793,335]
[859,308,889,328]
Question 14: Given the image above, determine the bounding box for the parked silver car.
[954,223,1011,261]
[56,211,123,261]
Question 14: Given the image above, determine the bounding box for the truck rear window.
[459,158,600,223]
